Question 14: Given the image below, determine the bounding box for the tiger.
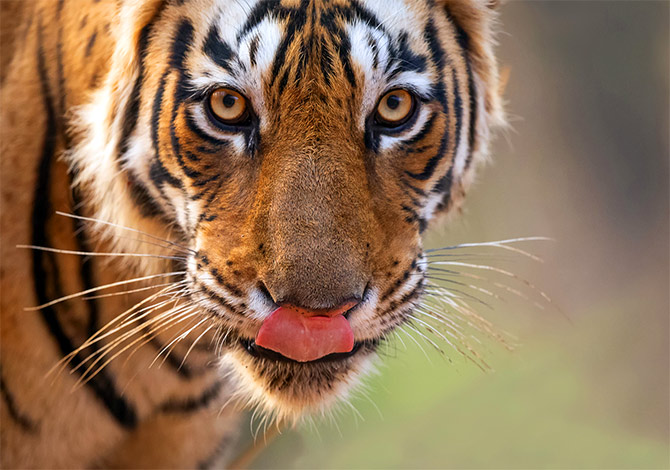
[0,0,505,467]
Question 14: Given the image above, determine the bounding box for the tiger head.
[70,0,504,422]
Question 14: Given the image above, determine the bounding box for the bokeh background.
[244,1,670,468]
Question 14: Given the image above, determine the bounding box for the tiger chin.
[1,0,504,467]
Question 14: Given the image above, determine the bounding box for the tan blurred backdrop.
[247,1,670,468]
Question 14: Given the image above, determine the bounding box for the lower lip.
[240,338,369,364]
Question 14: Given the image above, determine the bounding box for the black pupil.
[223,94,238,108]
[386,94,401,110]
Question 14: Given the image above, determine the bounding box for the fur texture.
[0,0,504,467]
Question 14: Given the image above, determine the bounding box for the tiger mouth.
[239,338,377,364]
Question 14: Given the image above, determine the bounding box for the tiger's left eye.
[208,88,250,125]
[375,89,415,127]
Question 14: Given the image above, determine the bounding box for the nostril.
[257,281,278,307]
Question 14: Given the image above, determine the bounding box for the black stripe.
[32,25,139,430]
[146,336,194,378]
[236,0,285,43]
[159,380,223,413]
[248,34,260,67]
[0,369,38,432]
[405,19,450,182]
[402,112,438,148]
[463,55,477,170]
[150,69,184,191]
[321,2,384,34]
[56,5,66,118]
[203,23,234,71]
[197,433,235,470]
[126,169,167,219]
[386,278,424,312]
[197,283,245,316]
[84,30,97,57]
[268,0,308,91]
[388,32,427,77]
[117,23,152,158]
[451,68,463,163]
[320,36,334,86]
[170,20,194,71]
[448,9,478,170]
[429,69,463,200]
[365,31,379,70]
[337,30,357,88]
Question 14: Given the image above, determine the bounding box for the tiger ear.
[438,0,505,128]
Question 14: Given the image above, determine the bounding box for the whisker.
[115,234,192,255]
[71,301,195,373]
[413,307,465,336]
[426,266,545,309]
[17,245,186,262]
[396,324,433,362]
[25,271,186,311]
[403,321,446,358]
[179,323,216,370]
[55,211,196,254]
[429,261,553,307]
[423,277,497,308]
[150,316,209,369]
[409,314,486,369]
[425,237,552,263]
[74,308,200,386]
[422,295,516,350]
[47,285,183,380]
[82,281,179,300]
[75,287,189,353]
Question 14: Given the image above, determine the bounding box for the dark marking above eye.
[203,23,234,71]
[249,35,260,67]
[387,32,428,76]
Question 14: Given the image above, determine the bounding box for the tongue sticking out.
[255,307,355,362]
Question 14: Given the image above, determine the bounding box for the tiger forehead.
[188,0,436,97]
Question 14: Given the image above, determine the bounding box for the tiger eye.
[208,88,249,124]
[375,89,415,127]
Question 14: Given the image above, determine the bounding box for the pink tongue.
[255,307,354,362]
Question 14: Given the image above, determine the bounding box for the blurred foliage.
[243,1,669,468]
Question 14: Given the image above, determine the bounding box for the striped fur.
[0,0,504,467]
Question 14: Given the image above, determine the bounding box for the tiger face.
[72,0,503,421]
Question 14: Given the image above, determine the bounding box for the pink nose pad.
[279,300,360,318]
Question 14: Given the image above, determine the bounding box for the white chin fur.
[218,348,379,426]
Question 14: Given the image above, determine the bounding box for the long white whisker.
[179,323,215,370]
[55,211,196,254]
[25,271,186,311]
[82,281,179,300]
[17,245,186,261]
[430,261,553,306]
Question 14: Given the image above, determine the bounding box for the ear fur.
[440,0,505,129]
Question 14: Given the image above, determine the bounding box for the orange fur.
[1,0,504,466]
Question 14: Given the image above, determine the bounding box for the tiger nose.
[278,299,360,318]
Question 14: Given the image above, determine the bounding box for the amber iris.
[375,89,415,127]
[208,88,249,124]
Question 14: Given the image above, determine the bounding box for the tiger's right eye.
[208,88,250,125]
[375,89,416,128]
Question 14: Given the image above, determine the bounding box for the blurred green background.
[247,2,670,468]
